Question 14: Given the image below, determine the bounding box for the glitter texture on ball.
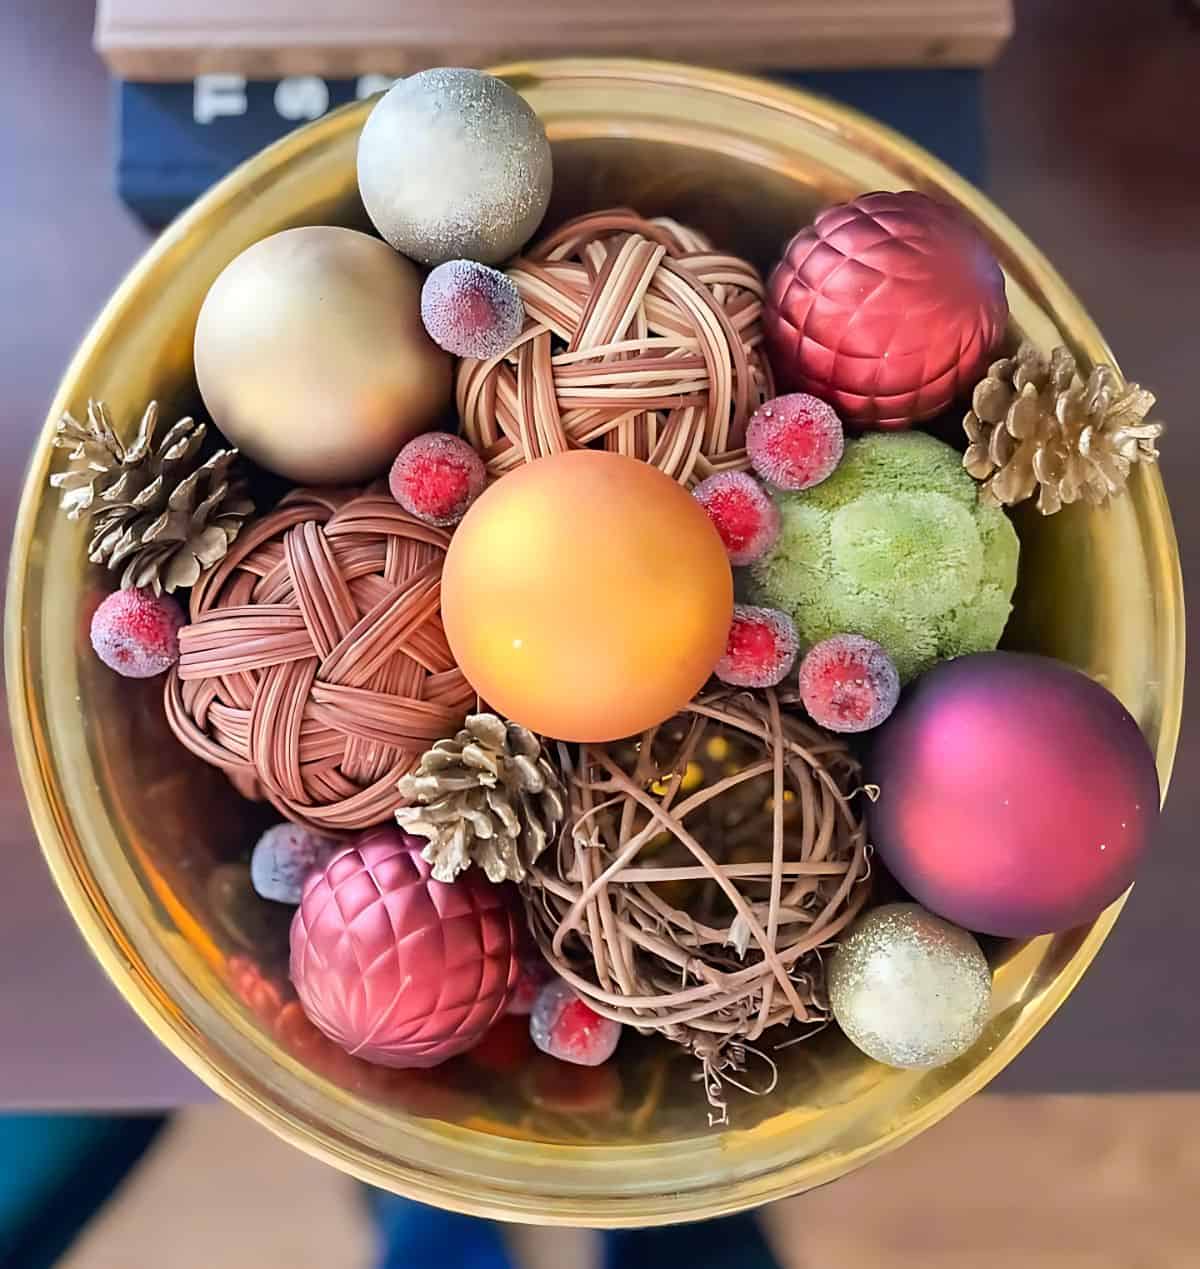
[829,902,992,1069]
[715,605,799,688]
[90,587,184,678]
[692,472,781,566]
[530,978,622,1067]
[747,393,844,491]
[798,634,900,733]
[421,259,525,359]
[357,68,553,267]
[251,823,339,905]
[388,432,486,526]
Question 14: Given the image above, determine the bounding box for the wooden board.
[95,0,1013,81]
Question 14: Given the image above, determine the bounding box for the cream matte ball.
[357,68,553,266]
[194,226,451,483]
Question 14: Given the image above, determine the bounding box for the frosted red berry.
[389,432,486,526]
[507,953,556,1016]
[251,823,339,904]
[747,393,844,491]
[530,979,621,1067]
[89,587,184,678]
[692,471,780,566]
[421,259,525,360]
[798,634,900,733]
[715,604,799,689]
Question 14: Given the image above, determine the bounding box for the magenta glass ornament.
[764,191,1008,429]
[866,653,1159,937]
[289,827,521,1067]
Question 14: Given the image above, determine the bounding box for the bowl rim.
[6,57,1185,1225]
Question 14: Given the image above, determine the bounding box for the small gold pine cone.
[396,714,566,884]
[49,400,253,593]
[962,342,1162,515]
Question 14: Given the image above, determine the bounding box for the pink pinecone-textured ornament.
[290,827,521,1068]
[764,191,1008,429]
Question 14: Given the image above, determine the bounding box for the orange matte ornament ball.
[441,450,733,742]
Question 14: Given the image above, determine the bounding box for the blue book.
[116,69,984,228]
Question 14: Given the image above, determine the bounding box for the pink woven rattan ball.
[456,208,774,485]
[165,486,473,832]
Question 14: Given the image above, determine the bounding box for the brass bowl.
[6,60,1184,1224]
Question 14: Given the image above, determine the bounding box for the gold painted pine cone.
[963,342,1162,515]
[396,713,566,884]
[49,399,252,592]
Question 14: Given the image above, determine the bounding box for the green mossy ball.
[750,431,1019,682]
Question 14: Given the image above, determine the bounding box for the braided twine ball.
[456,208,774,485]
[522,688,871,1089]
[164,487,473,832]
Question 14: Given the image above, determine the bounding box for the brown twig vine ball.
[521,688,872,1084]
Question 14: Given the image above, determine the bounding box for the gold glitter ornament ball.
[194,227,451,484]
[357,69,553,267]
[828,902,992,1069]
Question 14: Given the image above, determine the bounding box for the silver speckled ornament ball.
[828,902,992,1069]
[357,68,553,266]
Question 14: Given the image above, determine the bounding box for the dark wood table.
[1,0,1195,1105]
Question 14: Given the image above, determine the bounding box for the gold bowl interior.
[6,60,1183,1225]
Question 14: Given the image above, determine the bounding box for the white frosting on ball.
[357,68,553,266]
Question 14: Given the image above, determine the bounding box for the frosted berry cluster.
[530,978,622,1067]
[798,634,900,733]
[692,472,780,566]
[89,588,184,679]
[715,605,799,688]
[747,393,844,491]
[389,432,486,526]
[420,259,525,360]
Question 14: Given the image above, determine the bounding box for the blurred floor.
[60,1094,1200,1267]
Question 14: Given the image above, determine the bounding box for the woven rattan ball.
[456,208,775,485]
[164,486,473,832]
[522,688,871,1085]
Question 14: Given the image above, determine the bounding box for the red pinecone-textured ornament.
[764,191,1008,429]
[290,827,521,1068]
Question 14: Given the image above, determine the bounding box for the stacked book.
[95,0,1013,226]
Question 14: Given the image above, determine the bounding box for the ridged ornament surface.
[290,828,520,1068]
[764,191,1008,428]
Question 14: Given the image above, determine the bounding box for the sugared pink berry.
[692,472,780,566]
[421,259,525,360]
[716,605,799,688]
[250,823,340,905]
[89,587,184,678]
[507,953,555,1016]
[798,634,900,733]
[388,432,486,526]
[530,978,621,1067]
[747,393,844,490]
